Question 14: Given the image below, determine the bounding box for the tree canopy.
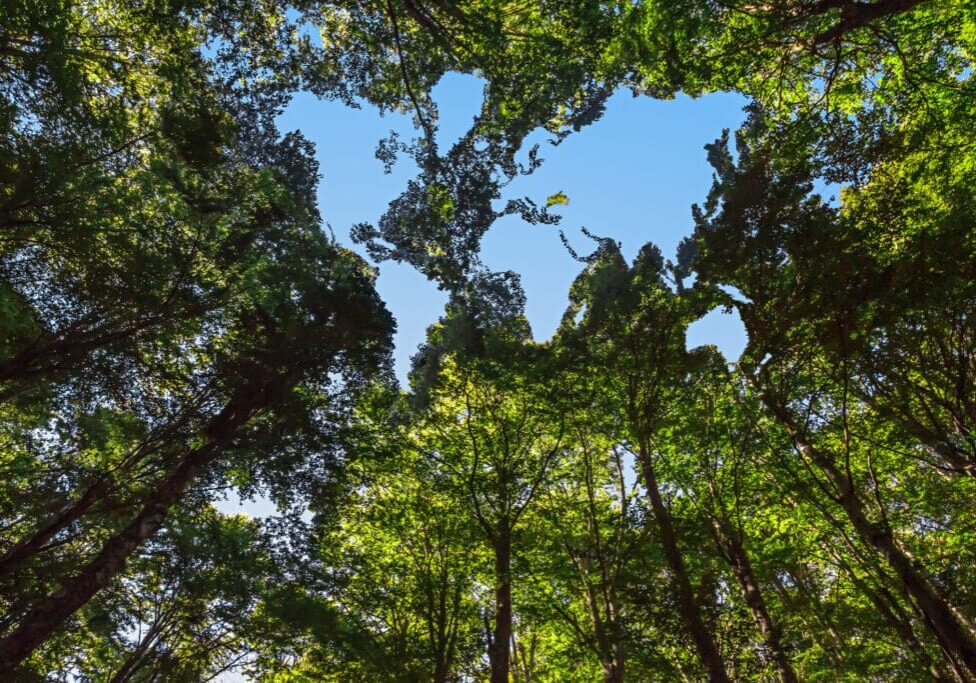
[2,0,976,680]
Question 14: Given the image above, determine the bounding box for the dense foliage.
[2,0,975,680]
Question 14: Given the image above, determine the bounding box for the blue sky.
[277,73,749,381]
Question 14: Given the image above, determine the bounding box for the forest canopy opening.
[2,1,975,680]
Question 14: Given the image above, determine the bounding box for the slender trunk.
[835,551,958,682]
[637,445,730,683]
[108,615,167,683]
[432,581,451,683]
[433,594,451,683]
[769,570,845,667]
[511,631,537,683]
[0,321,149,402]
[870,550,976,682]
[0,478,109,578]
[0,390,264,672]
[490,524,512,683]
[702,466,795,683]
[0,427,181,577]
[763,394,976,675]
[814,506,967,683]
[579,564,625,683]
[718,529,797,683]
[582,580,624,683]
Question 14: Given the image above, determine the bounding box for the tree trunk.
[108,615,167,683]
[813,504,966,683]
[603,659,624,683]
[833,550,959,682]
[0,390,263,672]
[581,574,625,683]
[0,478,109,579]
[769,570,845,667]
[490,524,512,683]
[810,0,928,45]
[637,445,731,683]
[719,530,797,683]
[586,588,624,683]
[763,394,976,676]
[0,426,182,578]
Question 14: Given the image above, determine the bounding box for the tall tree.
[416,336,564,683]
[557,235,731,681]
[691,112,976,675]
[526,426,636,683]
[659,351,798,682]
[0,229,393,673]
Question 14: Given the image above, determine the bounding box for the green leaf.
[546,191,570,207]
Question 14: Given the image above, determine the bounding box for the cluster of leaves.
[277,198,976,681]
[0,0,395,678]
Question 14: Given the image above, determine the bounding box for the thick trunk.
[720,531,797,683]
[637,446,730,683]
[0,452,206,670]
[763,394,976,676]
[490,525,512,683]
[0,391,262,672]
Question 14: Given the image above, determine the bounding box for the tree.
[556,235,732,681]
[525,425,637,683]
[0,228,393,674]
[39,508,279,682]
[691,111,976,676]
[301,436,483,681]
[658,351,798,682]
[4,1,976,680]
[414,342,567,683]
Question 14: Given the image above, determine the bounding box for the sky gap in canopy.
[216,80,748,523]
[275,73,750,383]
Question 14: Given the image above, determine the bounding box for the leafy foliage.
[3,0,976,681]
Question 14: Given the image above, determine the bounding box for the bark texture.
[489,525,513,683]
